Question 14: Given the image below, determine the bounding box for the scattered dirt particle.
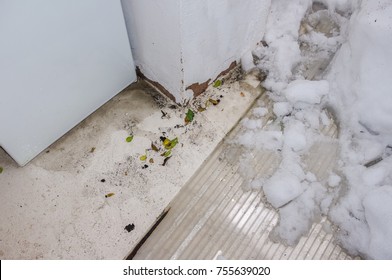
[90,147,96,153]
[162,156,172,166]
[161,110,168,119]
[124,223,135,233]
[142,164,149,169]
[100,179,106,183]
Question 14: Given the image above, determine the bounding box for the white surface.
[121,0,183,101]
[181,0,271,87]
[121,0,271,104]
[0,0,136,166]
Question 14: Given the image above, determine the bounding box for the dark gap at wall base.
[136,67,177,103]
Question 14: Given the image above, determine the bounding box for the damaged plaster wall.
[122,0,271,104]
[121,0,183,102]
[181,0,271,93]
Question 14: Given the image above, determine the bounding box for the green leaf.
[161,150,172,157]
[0,166,3,174]
[164,137,178,149]
[126,135,134,143]
[213,79,222,88]
[185,109,195,124]
[140,155,147,161]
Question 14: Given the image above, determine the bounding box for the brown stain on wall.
[216,61,237,80]
[185,79,211,97]
[185,61,237,97]
[137,61,237,103]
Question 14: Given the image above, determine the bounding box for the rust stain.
[215,61,237,81]
[137,60,238,103]
[185,61,237,97]
[185,79,211,97]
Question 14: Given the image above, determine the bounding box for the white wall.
[122,0,271,104]
[181,0,271,89]
[121,0,183,101]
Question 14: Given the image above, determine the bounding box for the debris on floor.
[0,63,261,259]
[124,224,135,233]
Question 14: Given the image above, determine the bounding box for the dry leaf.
[151,143,159,152]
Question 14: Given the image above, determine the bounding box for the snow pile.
[236,0,392,259]
[326,0,392,259]
[244,0,348,246]
[254,0,312,92]
[328,1,392,135]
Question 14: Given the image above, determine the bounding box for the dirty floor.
[0,69,262,259]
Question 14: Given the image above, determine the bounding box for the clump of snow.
[317,0,360,14]
[237,130,283,151]
[284,120,307,152]
[263,171,304,208]
[252,107,268,117]
[273,102,292,117]
[327,173,341,188]
[241,50,256,72]
[241,118,263,130]
[271,182,326,245]
[254,0,312,91]
[284,80,329,105]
